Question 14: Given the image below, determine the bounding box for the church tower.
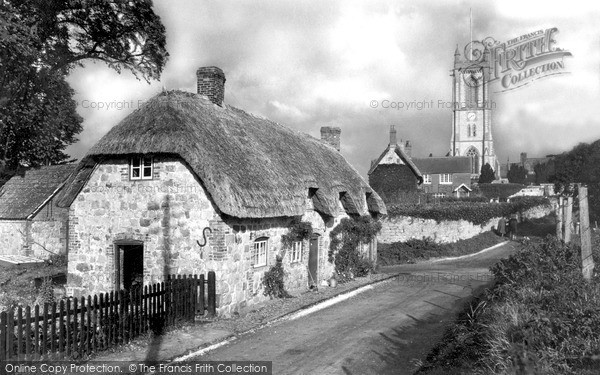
[449,45,499,178]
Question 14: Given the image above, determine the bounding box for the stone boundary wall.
[379,204,554,244]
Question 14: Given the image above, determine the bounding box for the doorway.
[308,236,319,287]
[114,242,144,292]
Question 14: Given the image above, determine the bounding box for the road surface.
[192,242,517,375]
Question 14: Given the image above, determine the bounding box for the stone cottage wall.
[0,221,26,256]
[67,156,346,316]
[30,197,70,258]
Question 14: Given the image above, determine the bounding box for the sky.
[65,0,600,179]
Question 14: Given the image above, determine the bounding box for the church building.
[449,46,500,178]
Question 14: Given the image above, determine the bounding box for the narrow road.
[193,242,518,375]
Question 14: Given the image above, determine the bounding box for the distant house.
[412,157,472,197]
[56,67,386,315]
[369,125,472,202]
[0,165,76,260]
[368,125,423,204]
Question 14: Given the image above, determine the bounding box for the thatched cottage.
[0,165,75,260]
[56,67,386,315]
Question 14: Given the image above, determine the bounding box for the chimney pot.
[196,66,226,106]
[320,126,341,152]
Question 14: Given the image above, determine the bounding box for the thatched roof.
[0,164,76,219]
[57,91,385,218]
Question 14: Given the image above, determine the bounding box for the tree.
[0,0,168,172]
[534,161,554,184]
[478,163,495,183]
[549,140,600,222]
[507,164,527,184]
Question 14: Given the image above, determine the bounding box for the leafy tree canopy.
[0,0,168,172]
[507,164,528,185]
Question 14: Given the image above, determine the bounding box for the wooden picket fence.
[0,272,216,360]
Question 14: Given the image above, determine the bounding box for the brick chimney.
[196,66,226,106]
[389,125,397,145]
[320,127,341,152]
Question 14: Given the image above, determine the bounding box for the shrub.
[378,231,505,266]
[281,219,312,249]
[329,216,381,281]
[387,197,550,225]
[262,256,291,299]
[478,183,525,199]
[45,253,68,267]
[419,234,600,374]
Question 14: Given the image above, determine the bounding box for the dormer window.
[131,156,153,180]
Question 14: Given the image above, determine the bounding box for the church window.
[473,125,477,137]
[466,147,479,174]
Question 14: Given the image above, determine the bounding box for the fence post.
[564,196,573,243]
[7,308,13,360]
[0,311,6,361]
[208,271,216,317]
[199,274,205,316]
[556,196,563,240]
[579,185,595,281]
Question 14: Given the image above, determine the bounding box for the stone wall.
[30,197,70,258]
[67,156,347,316]
[0,196,68,259]
[0,221,26,256]
[379,215,501,244]
[379,204,554,244]
[521,203,554,220]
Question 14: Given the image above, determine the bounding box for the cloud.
[64,0,600,179]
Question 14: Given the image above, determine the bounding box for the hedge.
[387,197,550,225]
[477,183,525,199]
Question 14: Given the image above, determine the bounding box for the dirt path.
[192,242,519,374]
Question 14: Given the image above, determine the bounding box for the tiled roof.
[0,165,76,219]
[412,157,472,174]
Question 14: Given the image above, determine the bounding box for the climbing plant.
[262,256,292,299]
[281,218,313,249]
[329,216,381,282]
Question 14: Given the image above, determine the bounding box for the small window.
[291,241,302,263]
[440,173,452,184]
[131,156,153,180]
[423,174,431,184]
[253,238,268,267]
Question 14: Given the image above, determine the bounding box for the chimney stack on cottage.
[197,66,226,106]
[320,126,341,152]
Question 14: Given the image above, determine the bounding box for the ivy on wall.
[281,218,313,249]
[329,216,382,282]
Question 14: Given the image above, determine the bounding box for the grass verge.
[378,231,506,266]
[417,233,600,375]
